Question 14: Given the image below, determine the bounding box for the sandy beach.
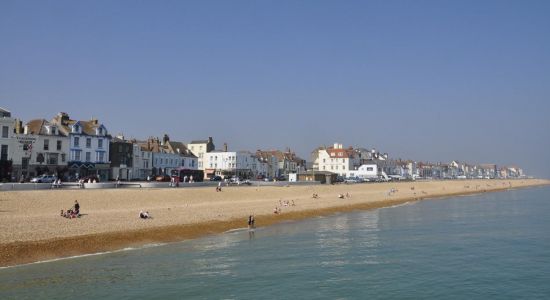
[0,179,548,267]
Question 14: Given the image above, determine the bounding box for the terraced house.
[51,112,111,181]
[11,118,70,180]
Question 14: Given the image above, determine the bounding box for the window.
[61,154,66,162]
[118,145,123,153]
[2,126,8,138]
[0,145,8,160]
[86,152,91,162]
[43,139,49,151]
[48,154,58,165]
[75,151,81,161]
[323,159,326,163]
[367,167,373,171]
[98,152,104,163]
[98,139,103,148]
[74,137,80,147]
[57,140,62,151]
[73,125,79,132]
[86,138,91,148]
[22,157,29,169]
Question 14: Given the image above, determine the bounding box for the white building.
[11,119,70,180]
[152,151,183,176]
[204,150,256,179]
[0,108,15,161]
[187,137,215,170]
[132,143,153,180]
[51,112,111,181]
[165,141,198,170]
[316,143,361,177]
[0,108,15,181]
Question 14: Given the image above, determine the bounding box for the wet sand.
[1,179,548,267]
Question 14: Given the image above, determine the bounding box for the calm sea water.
[1,186,550,299]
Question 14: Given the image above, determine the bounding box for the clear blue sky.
[1,0,549,177]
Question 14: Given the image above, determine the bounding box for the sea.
[1,186,549,299]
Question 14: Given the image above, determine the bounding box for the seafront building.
[187,137,215,170]
[10,119,70,180]
[110,137,134,180]
[315,143,361,177]
[203,149,258,179]
[0,108,15,181]
[131,142,153,180]
[51,112,111,181]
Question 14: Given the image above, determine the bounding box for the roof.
[326,148,356,159]
[25,119,67,136]
[52,113,108,137]
[166,141,197,158]
[189,139,209,144]
[0,107,11,117]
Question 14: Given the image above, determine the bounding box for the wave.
[0,242,167,270]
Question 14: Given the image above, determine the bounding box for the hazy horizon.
[1,1,549,177]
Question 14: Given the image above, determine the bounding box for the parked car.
[209,176,222,181]
[30,175,57,183]
[155,175,171,182]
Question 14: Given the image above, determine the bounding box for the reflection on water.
[1,187,550,300]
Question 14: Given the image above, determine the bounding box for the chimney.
[57,112,69,125]
[223,143,228,152]
[24,125,29,135]
[14,119,23,134]
[162,134,169,145]
[208,136,213,143]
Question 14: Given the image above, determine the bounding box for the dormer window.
[73,124,79,133]
[51,127,57,135]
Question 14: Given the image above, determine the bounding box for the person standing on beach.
[248,215,255,229]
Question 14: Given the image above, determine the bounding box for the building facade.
[203,150,256,179]
[10,119,70,180]
[0,108,15,181]
[316,143,361,177]
[51,112,111,181]
[187,137,215,170]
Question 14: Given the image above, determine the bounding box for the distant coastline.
[1,179,548,268]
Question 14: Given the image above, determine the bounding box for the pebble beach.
[1,179,548,267]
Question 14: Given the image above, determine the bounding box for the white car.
[30,175,57,183]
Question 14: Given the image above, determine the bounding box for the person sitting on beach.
[345,192,351,198]
[338,194,344,199]
[273,207,279,214]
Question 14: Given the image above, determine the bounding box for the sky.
[1,0,549,177]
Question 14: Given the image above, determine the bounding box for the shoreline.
[1,179,548,268]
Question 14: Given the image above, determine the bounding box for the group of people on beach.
[60,200,80,218]
[139,211,152,219]
[338,192,351,199]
